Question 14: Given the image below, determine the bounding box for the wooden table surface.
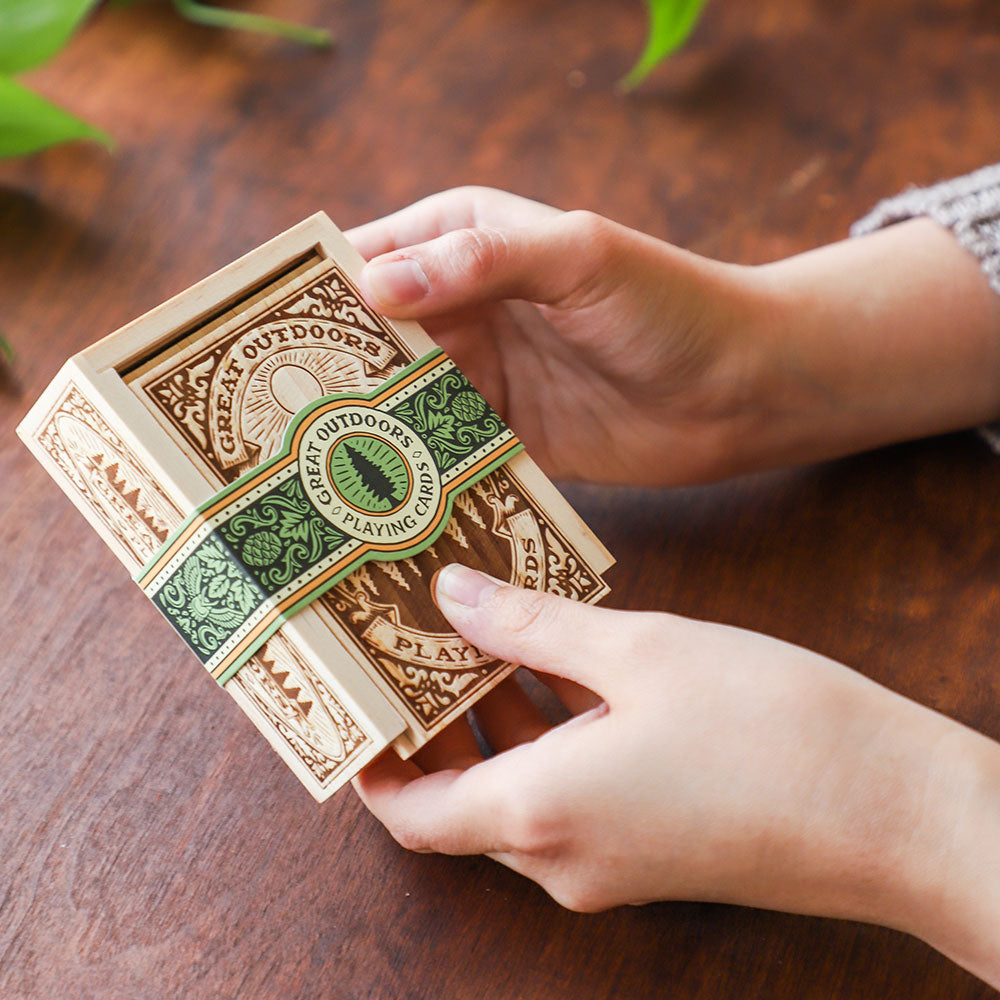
[2,2,999,997]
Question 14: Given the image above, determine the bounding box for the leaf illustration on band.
[279,509,312,542]
[220,477,346,591]
[391,370,503,471]
[154,536,266,659]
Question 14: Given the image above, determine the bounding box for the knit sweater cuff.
[851,163,1000,296]
[851,164,1000,450]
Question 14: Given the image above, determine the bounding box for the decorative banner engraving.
[37,384,184,564]
[207,319,400,468]
[136,349,522,684]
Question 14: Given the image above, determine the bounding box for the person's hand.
[354,564,1000,988]
[349,186,769,485]
[348,188,1000,486]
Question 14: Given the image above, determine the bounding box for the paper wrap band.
[136,349,522,684]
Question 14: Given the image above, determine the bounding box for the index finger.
[345,186,561,260]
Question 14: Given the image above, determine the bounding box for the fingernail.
[363,258,430,306]
[434,564,499,608]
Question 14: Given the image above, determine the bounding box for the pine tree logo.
[328,434,411,514]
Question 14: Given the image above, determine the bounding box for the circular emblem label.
[297,404,441,545]
[329,434,411,514]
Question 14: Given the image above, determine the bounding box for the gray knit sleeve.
[851,164,1000,295]
[851,164,1000,449]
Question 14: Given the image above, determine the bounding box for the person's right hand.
[348,188,1000,486]
[354,565,1000,988]
[347,186,774,486]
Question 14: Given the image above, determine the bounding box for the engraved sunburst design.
[240,347,374,463]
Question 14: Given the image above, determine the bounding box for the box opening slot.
[119,248,324,381]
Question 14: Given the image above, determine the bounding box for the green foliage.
[0,74,111,157]
[0,0,97,73]
[0,0,108,157]
[0,0,330,162]
[620,0,710,91]
[165,0,331,47]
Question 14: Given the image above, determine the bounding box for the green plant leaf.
[170,0,332,47]
[0,75,111,158]
[619,0,709,91]
[0,333,13,366]
[0,0,99,74]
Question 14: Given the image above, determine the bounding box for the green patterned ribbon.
[136,349,522,684]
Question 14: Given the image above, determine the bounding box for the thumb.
[358,211,619,317]
[433,563,624,699]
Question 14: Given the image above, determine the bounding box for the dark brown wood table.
[3,2,999,997]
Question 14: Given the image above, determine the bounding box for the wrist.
[729,670,1000,984]
[741,218,1000,468]
[894,722,1000,985]
[639,252,805,482]
[790,688,1000,984]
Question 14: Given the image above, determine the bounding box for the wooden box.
[16,214,613,801]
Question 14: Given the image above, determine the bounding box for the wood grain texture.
[1,0,999,996]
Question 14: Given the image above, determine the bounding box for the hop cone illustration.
[243,529,282,567]
[451,389,486,423]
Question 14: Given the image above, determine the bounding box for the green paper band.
[136,349,522,684]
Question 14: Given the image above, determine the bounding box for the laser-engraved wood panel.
[128,261,608,735]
